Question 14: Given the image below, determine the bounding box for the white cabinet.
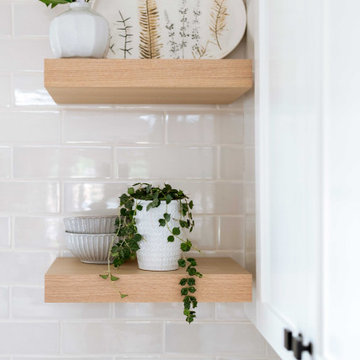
[254,0,360,359]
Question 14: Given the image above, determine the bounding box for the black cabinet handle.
[284,329,293,351]
[284,329,313,359]
[292,334,313,360]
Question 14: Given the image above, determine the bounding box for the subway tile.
[115,303,215,320]
[245,215,256,252]
[0,147,11,178]
[14,217,64,249]
[0,287,9,318]
[165,323,266,355]
[63,110,164,144]
[0,111,61,143]
[0,74,11,107]
[64,182,126,215]
[0,217,10,248]
[12,287,111,319]
[0,39,52,71]
[0,322,59,354]
[113,303,138,319]
[0,2,11,36]
[170,182,244,215]
[166,112,244,144]
[65,181,242,216]
[244,183,255,215]
[0,182,59,214]
[244,108,255,145]
[13,147,112,179]
[219,217,245,250]
[244,147,255,182]
[62,322,163,354]
[215,303,247,321]
[116,146,216,180]
[0,251,55,285]
[192,216,218,250]
[14,72,56,106]
[13,1,63,36]
[220,147,244,180]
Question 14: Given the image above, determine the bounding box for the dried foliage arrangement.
[139,0,163,59]
[210,0,229,50]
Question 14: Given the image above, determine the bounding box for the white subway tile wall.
[0,1,281,359]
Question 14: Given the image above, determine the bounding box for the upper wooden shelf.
[45,257,252,303]
[44,59,253,105]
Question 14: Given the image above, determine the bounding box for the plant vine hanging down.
[100,183,203,323]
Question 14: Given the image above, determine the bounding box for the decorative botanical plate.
[92,0,247,59]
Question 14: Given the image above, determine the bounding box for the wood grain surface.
[45,257,252,303]
[44,59,253,104]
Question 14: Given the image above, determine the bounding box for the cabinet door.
[255,0,323,358]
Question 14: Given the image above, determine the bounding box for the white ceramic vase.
[49,0,109,58]
[136,200,182,271]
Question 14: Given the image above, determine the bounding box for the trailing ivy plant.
[100,183,202,323]
[38,0,90,9]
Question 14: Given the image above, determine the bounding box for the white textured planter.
[49,1,109,58]
[66,233,115,264]
[136,200,182,271]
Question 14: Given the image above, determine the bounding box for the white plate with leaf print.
[92,0,247,59]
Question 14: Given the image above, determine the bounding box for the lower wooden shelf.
[44,59,253,104]
[45,257,252,303]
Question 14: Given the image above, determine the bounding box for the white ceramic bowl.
[65,233,116,264]
[64,216,117,234]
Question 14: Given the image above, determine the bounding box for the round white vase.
[136,200,182,271]
[49,1,109,58]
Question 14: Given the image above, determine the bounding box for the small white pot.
[136,200,182,271]
[49,1,109,58]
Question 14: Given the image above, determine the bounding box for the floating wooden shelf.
[45,257,252,303]
[44,59,253,105]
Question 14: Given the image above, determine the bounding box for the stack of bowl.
[64,216,117,264]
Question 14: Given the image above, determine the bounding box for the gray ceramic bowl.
[65,232,116,264]
[64,216,117,234]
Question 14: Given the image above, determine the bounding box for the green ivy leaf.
[187,258,197,266]
[128,187,135,195]
[178,259,186,267]
[164,213,171,222]
[111,275,119,281]
[99,274,109,280]
[172,227,180,235]
[189,200,194,209]
[179,220,187,228]
[179,278,187,286]
[136,204,143,211]
[159,219,166,227]
[181,288,189,296]
[188,286,196,293]
[120,293,128,299]
[187,278,195,286]
[166,194,172,204]
[134,233,142,242]
[167,235,175,242]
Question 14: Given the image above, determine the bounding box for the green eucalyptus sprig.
[38,0,90,9]
[100,183,202,323]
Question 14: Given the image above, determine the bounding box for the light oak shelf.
[44,59,253,105]
[45,257,252,303]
